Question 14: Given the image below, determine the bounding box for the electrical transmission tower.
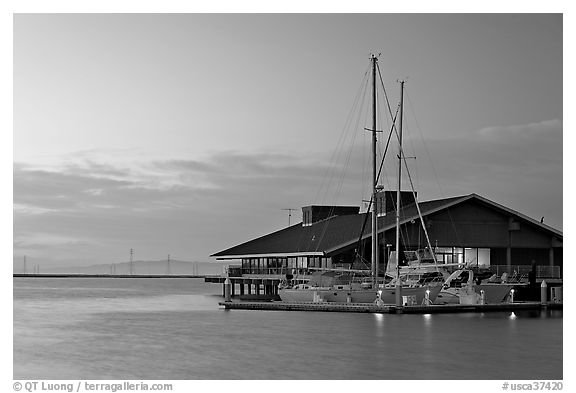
[129,248,134,275]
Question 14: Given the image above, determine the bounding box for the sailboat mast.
[371,55,379,287]
[395,80,405,303]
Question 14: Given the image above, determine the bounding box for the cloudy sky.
[13,13,562,268]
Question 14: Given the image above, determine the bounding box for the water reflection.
[13,278,563,380]
[373,313,385,337]
[423,313,432,327]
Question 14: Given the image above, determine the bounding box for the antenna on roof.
[281,208,297,227]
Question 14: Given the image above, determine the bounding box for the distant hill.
[29,260,231,276]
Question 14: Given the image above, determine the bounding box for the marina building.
[208,192,562,295]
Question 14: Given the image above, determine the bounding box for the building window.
[434,247,463,265]
[312,257,320,268]
[463,248,491,267]
[453,248,464,264]
[434,247,490,267]
[464,248,476,266]
[434,247,451,264]
[478,248,490,267]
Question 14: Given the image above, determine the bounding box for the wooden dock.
[219,300,562,314]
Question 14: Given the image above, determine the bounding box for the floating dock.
[219,301,562,314]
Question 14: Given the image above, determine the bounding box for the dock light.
[377,290,382,297]
[510,288,515,303]
[424,289,431,306]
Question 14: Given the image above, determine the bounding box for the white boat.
[279,270,442,304]
[279,284,442,305]
[279,56,441,306]
[384,249,461,283]
[434,269,519,304]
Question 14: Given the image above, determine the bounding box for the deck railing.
[491,265,561,279]
[225,266,294,276]
[235,267,306,276]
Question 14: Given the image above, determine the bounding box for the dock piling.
[224,278,231,302]
[541,280,548,305]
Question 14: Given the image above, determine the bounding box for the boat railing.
[349,276,373,285]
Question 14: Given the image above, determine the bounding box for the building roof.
[211,193,563,259]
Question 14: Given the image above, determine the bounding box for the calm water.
[13,278,562,380]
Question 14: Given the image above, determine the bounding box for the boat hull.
[435,284,515,305]
[279,284,441,305]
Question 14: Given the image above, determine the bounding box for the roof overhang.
[212,251,325,260]
[469,193,563,238]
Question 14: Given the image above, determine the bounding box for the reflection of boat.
[278,55,440,305]
[435,269,519,304]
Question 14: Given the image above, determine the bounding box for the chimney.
[302,205,360,226]
[375,191,417,215]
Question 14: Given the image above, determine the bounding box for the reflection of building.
[208,192,562,295]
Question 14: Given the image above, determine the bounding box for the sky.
[12,13,563,268]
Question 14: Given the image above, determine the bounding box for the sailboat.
[278,55,441,305]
